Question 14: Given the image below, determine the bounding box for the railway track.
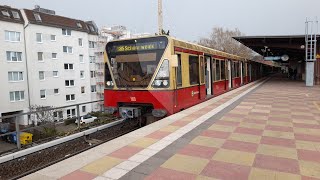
[0,118,142,180]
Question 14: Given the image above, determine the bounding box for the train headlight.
[106,81,114,88]
[152,59,170,88]
[162,80,169,86]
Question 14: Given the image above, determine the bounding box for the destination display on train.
[112,41,166,53]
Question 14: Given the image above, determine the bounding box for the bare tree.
[199,27,254,59]
[29,105,61,126]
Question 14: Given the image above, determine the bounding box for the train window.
[176,54,182,87]
[189,56,199,85]
[232,61,236,78]
[200,56,205,84]
[221,60,225,80]
[215,60,221,81]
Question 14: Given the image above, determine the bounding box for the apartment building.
[0,5,104,125]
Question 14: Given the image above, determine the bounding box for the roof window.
[34,13,42,22]
[12,11,20,19]
[89,25,95,32]
[76,22,82,28]
[1,10,10,17]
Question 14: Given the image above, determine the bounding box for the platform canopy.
[233,35,317,62]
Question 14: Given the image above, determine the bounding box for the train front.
[104,36,174,121]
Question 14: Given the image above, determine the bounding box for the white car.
[75,114,97,125]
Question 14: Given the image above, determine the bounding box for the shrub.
[64,117,76,125]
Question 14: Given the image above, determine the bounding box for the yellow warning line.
[314,101,320,111]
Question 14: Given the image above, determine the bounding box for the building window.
[90,71,96,78]
[40,90,46,99]
[38,52,44,61]
[12,11,20,19]
[65,80,75,87]
[6,51,22,62]
[63,46,73,53]
[91,85,97,93]
[62,29,71,36]
[39,71,45,80]
[1,10,10,17]
[53,111,63,120]
[52,53,57,59]
[54,88,59,94]
[36,33,42,43]
[5,31,21,42]
[76,22,82,28]
[189,56,199,85]
[53,71,58,77]
[80,71,85,79]
[8,71,23,82]
[89,41,96,48]
[89,56,96,63]
[78,38,83,46]
[9,91,24,102]
[66,94,75,101]
[64,63,74,70]
[51,35,56,41]
[66,108,76,118]
[79,55,84,63]
[81,86,85,94]
[34,13,42,22]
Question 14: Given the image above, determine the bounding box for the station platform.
[23,76,320,180]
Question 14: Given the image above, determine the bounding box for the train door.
[228,60,232,89]
[199,55,206,99]
[240,62,243,85]
[205,56,212,96]
[249,63,252,82]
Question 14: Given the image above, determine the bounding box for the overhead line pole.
[158,0,163,35]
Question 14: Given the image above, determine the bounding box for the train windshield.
[106,36,168,88]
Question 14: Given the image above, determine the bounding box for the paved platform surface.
[23,76,320,180]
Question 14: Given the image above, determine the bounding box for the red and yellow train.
[104,35,267,121]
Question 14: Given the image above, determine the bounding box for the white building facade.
[0,5,103,125]
[0,6,29,124]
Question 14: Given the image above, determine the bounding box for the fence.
[0,100,104,152]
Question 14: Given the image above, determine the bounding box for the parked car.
[74,114,97,125]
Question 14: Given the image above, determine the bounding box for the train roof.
[108,35,246,61]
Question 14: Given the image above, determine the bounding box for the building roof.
[0,5,24,24]
[233,35,317,61]
[23,8,98,35]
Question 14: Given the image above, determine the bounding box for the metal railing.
[0,100,104,151]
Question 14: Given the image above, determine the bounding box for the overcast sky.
[1,0,320,41]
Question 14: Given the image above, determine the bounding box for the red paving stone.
[292,115,315,120]
[178,144,218,159]
[146,131,171,139]
[171,120,190,127]
[108,146,143,159]
[60,170,96,180]
[234,127,263,136]
[201,130,231,139]
[265,125,293,132]
[260,136,296,148]
[302,176,320,180]
[295,133,320,143]
[145,167,196,180]
[222,140,258,153]
[253,154,300,174]
[297,149,320,163]
[293,123,320,129]
[201,160,251,180]
[242,119,266,124]
[268,117,292,122]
